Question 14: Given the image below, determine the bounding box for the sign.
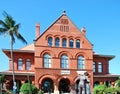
[61,70,70,75]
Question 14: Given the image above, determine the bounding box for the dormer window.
[48,37,52,46]
[69,39,74,48]
[62,38,67,47]
[76,40,80,48]
[55,37,60,47]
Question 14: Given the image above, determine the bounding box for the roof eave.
[2,49,34,53]
[93,53,115,60]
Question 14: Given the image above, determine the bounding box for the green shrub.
[115,87,120,93]
[20,83,38,94]
[93,84,106,94]
[105,87,115,94]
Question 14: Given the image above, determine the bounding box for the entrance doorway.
[41,78,54,93]
[58,78,70,93]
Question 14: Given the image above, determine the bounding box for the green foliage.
[20,83,38,94]
[0,11,27,44]
[105,87,115,93]
[0,75,5,84]
[93,84,106,94]
[115,77,120,87]
[93,85,120,94]
[115,87,120,93]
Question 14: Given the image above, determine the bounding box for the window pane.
[69,39,74,48]
[26,59,31,70]
[98,62,102,73]
[61,55,68,68]
[76,40,80,48]
[55,37,60,47]
[18,58,23,70]
[93,62,96,72]
[44,54,52,68]
[48,37,52,46]
[62,38,67,47]
[78,56,84,69]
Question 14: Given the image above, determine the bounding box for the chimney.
[81,27,86,36]
[36,23,40,39]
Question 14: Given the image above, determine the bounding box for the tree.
[0,12,27,91]
[0,75,5,94]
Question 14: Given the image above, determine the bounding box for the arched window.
[78,56,84,69]
[55,37,60,47]
[69,39,74,48]
[93,62,96,73]
[61,55,68,68]
[98,62,102,73]
[44,54,52,68]
[62,38,67,47]
[26,59,31,70]
[76,40,80,48]
[18,58,23,70]
[48,37,52,46]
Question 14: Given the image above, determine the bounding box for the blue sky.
[0,0,120,74]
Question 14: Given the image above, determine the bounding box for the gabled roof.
[35,11,92,45]
[35,11,67,41]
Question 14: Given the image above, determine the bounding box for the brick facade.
[1,12,119,93]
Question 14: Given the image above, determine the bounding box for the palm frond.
[0,20,9,29]
[4,29,11,37]
[14,23,21,31]
[3,11,15,28]
[0,28,7,35]
[1,11,27,45]
[15,32,27,44]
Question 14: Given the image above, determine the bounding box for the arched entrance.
[58,78,70,93]
[41,78,54,93]
[94,81,100,87]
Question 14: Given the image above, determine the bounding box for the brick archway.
[38,75,56,93]
[38,74,55,84]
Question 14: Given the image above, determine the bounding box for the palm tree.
[0,12,27,91]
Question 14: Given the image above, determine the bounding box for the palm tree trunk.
[10,36,15,90]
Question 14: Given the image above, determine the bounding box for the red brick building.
[0,12,119,93]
